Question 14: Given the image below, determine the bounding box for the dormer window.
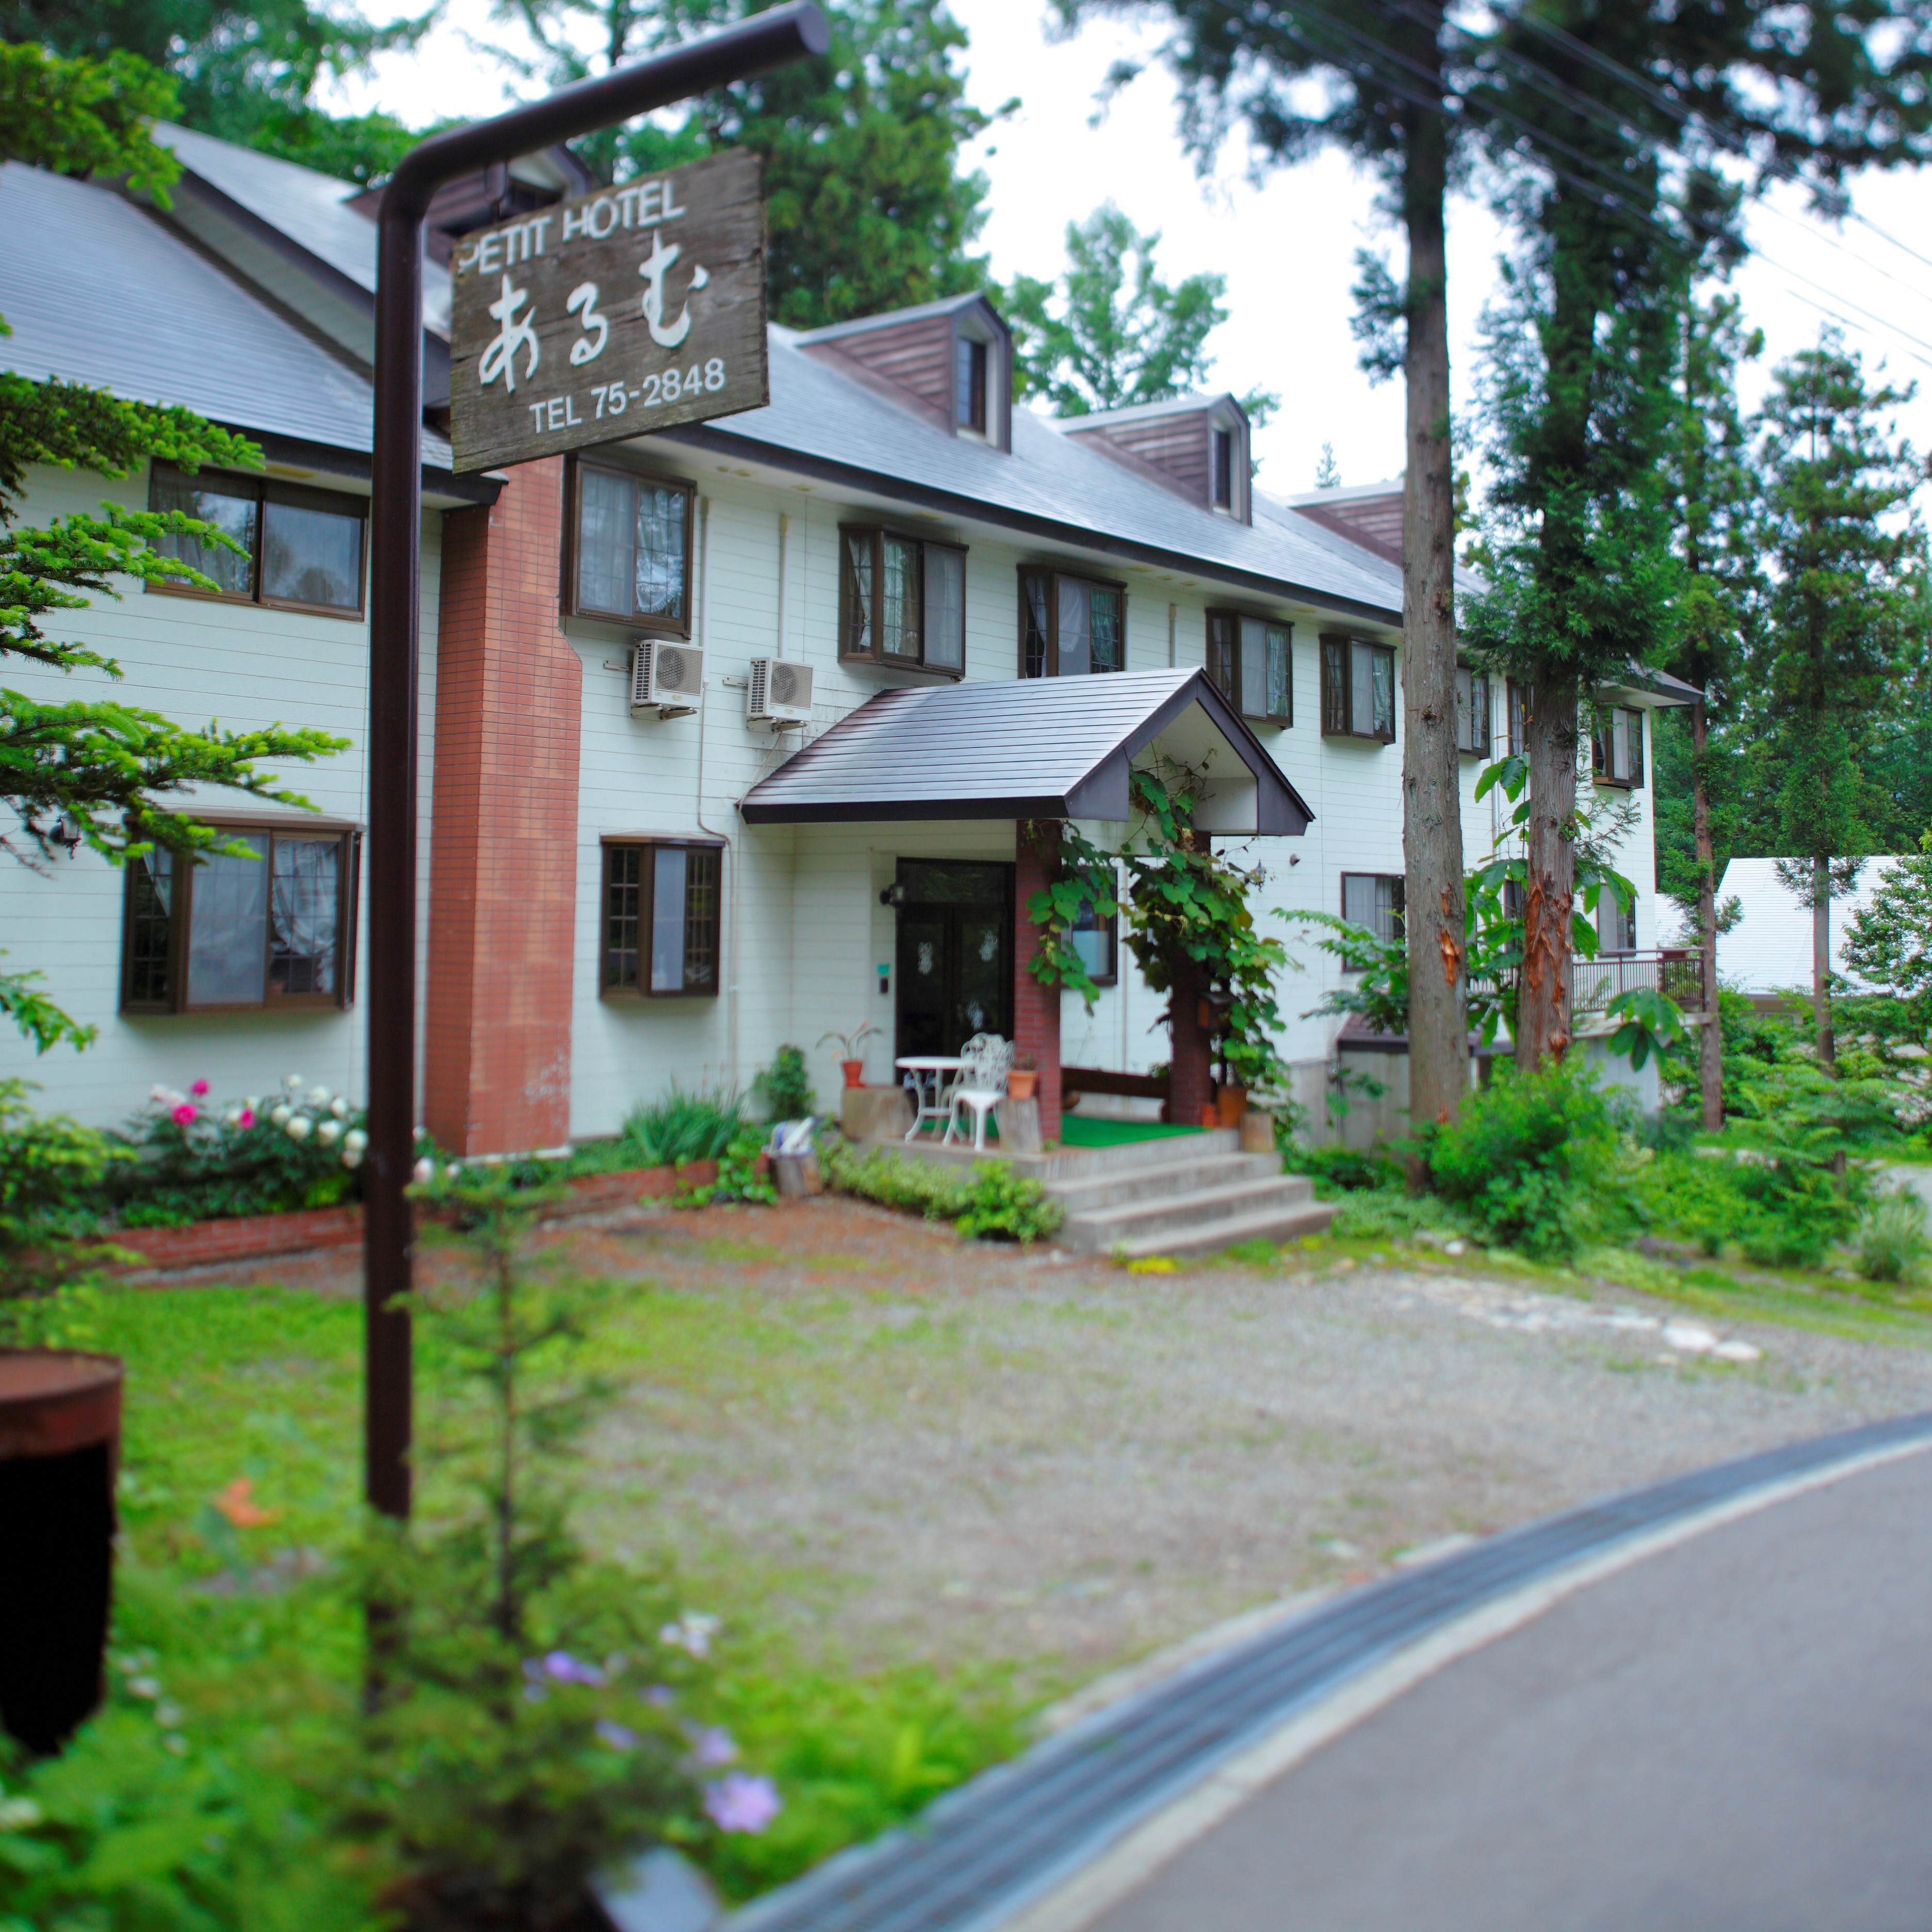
[956,336,988,434]
[1212,430,1233,510]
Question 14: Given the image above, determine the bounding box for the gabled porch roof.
[738,669,1314,833]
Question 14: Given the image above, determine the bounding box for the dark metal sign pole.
[364,2,829,1519]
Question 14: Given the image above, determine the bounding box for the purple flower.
[685,1725,738,1768]
[595,1719,639,1751]
[704,1773,782,1834]
[541,1650,605,1686]
[640,1685,675,1709]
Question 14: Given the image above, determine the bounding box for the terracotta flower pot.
[1007,1069,1039,1100]
[1,1348,123,1753]
[1215,1085,1248,1128]
[840,1058,866,1089]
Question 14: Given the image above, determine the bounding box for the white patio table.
[895,1055,965,1140]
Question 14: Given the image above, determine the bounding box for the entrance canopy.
[739,668,1313,832]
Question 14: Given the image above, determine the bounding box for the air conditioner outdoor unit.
[631,639,703,716]
[746,656,814,728]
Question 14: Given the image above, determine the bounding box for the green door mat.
[1059,1116,1201,1148]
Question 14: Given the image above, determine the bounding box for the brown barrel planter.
[0,1349,123,1753]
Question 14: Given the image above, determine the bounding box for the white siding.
[0,459,443,1130]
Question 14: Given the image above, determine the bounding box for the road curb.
[728,1410,1932,1932]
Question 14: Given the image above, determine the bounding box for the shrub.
[821,1144,1059,1243]
[1282,1141,1402,1195]
[1856,1189,1929,1284]
[752,1047,815,1124]
[681,1128,779,1208]
[111,1075,367,1226]
[1425,1060,1633,1261]
[1330,1189,1463,1245]
[621,1087,745,1167]
[1632,1144,1866,1269]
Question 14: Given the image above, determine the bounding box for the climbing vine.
[1024,765,1297,1096]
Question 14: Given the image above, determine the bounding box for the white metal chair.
[943,1033,1012,1151]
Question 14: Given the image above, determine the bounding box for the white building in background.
[0,125,1686,1148]
[1716,857,1903,996]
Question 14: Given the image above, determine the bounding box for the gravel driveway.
[518,1197,1932,1699]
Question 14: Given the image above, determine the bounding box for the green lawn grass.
[56,1277,1038,1908]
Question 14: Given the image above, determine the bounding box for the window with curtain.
[567,459,694,632]
[601,842,722,997]
[1206,612,1292,723]
[840,527,967,674]
[150,467,365,615]
[1598,891,1638,952]
[1070,894,1117,984]
[1017,568,1126,677]
[1592,704,1646,787]
[121,827,357,1013]
[1319,636,1396,742]
[1455,667,1491,754]
[1341,873,1405,945]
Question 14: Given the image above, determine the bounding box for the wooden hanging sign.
[447,149,768,474]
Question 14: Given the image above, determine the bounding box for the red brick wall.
[1013,824,1063,1142]
[425,459,583,1156]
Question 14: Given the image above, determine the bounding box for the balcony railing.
[1467,949,1706,1022]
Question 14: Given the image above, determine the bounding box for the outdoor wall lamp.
[879,882,908,906]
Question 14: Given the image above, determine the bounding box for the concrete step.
[1059,1172,1323,1253]
[1101,1197,1339,1261]
[1050,1151,1283,1214]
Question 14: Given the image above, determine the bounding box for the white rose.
[445,1163,462,1180]
[344,1129,368,1153]
[342,1148,363,1170]
[412,1156,435,1184]
[284,1073,304,1092]
[316,1120,341,1146]
[244,1096,260,1112]
[331,1097,349,1119]
[269,1104,292,1128]
[285,1116,313,1141]
[223,1110,242,1128]
[309,1085,332,1106]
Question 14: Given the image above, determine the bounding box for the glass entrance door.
[892,860,1013,1061]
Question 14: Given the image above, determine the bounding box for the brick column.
[1167,951,1215,1128]
[423,457,583,1156]
[1012,822,1062,1143]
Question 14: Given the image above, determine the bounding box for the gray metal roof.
[739,668,1313,832]
[153,123,453,336]
[0,162,452,468]
[665,332,1407,623]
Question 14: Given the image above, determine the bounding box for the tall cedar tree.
[1003,201,1279,424]
[0,45,346,1051]
[1469,0,1932,1067]
[1,0,429,183]
[1057,0,1472,1150]
[1751,334,1925,1068]
[1658,292,1760,1125]
[484,0,997,329]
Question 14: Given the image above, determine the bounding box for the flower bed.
[110,1162,718,1275]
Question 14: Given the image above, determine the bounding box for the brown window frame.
[146,465,368,620]
[120,822,361,1015]
[1341,872,1406,946]
[1319,633,1397,743]
[1455,664,1492,756]
[1206,609,1293,725]
[839,525,968,677]
[561,457,698,636]
[1070,875,1120,987]
[1591,703,1646,789]
[1212,428,1234,509]
[1506,679,1534,757]
[1017,566,1129,678]
[599,839,723,1000]
[955,334,988,433]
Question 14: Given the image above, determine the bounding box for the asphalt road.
[1089,1446,1932,1932]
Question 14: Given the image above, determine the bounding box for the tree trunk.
[1692,698,1722,1128]
[1397,42,1467,1169]
[1812,851,1836,1068]
[1516,674,1580,1067]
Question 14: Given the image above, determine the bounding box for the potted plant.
[1007,1051,1039,1101]
[1215,1081,1248,1128]
[0,1078,134,1753]
[818,1021,878,1090]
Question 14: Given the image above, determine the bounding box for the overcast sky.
[340,1,1932,504]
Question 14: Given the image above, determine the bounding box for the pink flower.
[704,1773,781,1834]
[237,1108,256,1129]
[172,1103,198,1126]
[190,1079,210,1097]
